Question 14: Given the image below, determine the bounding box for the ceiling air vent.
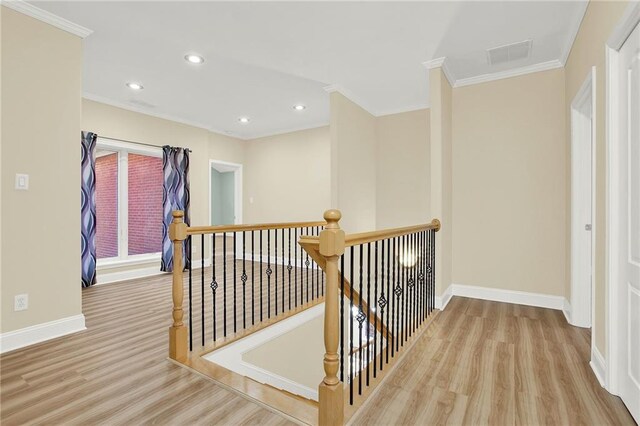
[486,40,532,66]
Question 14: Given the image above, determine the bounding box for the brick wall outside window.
[95,153,118,259]
[95,151,163,259]
[128,154,163,256]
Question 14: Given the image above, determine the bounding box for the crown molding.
[561,0,589,65]
[422,57,456,88]
[453,59,563,88]
[607,0,640,50]
[1,0,93,38]
[82,92,231,137]
[244,121,330,141]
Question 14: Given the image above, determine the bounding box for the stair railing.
[168,210,326,361]
[300,209,441,425]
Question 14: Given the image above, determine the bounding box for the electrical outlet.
[14,294,28,311]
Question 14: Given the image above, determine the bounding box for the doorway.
[570,67,596,329]
[209,160,242,226]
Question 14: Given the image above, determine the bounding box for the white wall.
[376,109,430,229]
[329,92,377,234]
[1,7,83,333]
[244,126,330,224]
[451,68,567,297]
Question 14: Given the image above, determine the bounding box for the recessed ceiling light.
[238,117,250,124]
[293,104,306,111]
[126,82,143,90]
[184,54,204,64]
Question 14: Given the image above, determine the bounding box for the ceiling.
[30,1,587,140]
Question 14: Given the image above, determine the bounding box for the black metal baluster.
[223,232,227,337]
[386,238,391,364]
[304,228,313,303]
[309,227,314,300]
[418,231,424,325]
[391,237,396,358]
[357,244,365,395]
[340,254,345,383]
[260,230,263,322]
[201,234,205,347]
[188,235,193,351]
[211,234,217,341]
[391,238,402,356]
[251,231,255,326]
[294,228,298,307]
[282,228,285,313]
[233,232,237,334]
[407,233,413,338]
[267,230,272,319]
[274,229,278,316]
[288,228,292,311]
[242,231,247,329]
[349,246,354,406]
[431,229,435,315]
[373,241,378,378]
[379,239,386,370]
[410,232,415,335]
[402,234,407,346]
[366,243,371,387]
[321,226,325,296]
[316,226,320,297]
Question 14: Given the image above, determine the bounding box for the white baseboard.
[590,345,607,388]
[437,283,567,312]
[0,314,86,354]
[436,284,453,310]
[451,283,565,310]
[96,258,212,285]
[562,298,572,324]
[97,266,165,285]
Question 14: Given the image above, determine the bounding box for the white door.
[571,75,594,328]
[616,20,640,423]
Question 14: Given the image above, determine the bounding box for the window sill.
[97,254,161,270]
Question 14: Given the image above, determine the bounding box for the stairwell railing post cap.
[320,209,345,257]
[432,219,441,232]
[170,210,188,241]
[323,209,342,229]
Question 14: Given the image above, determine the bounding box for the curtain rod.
[98,135,193,153]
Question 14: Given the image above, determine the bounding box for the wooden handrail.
[187,220,325,235]
[344,219,441,247]
[298,237,391,339]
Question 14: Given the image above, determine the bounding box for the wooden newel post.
[169,210,188,362]
[318,209,345,426]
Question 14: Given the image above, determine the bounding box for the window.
[95,140,163,264]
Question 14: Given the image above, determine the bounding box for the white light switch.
[15,174,29,190]
[14,294,28,311]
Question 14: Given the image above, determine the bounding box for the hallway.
[351,297,634,425]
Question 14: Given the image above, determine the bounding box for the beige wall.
[244,126,330,224]
[242,314,324,391]
[430,68,453,296]
[564,0,628,354]
[1,8,83,332]
[376,109,431,229]
[82,99,245,269]
[451,68,567,297]
[329,92,378,234]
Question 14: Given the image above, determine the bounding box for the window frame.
[96,138,163,267]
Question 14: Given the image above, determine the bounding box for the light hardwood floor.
[2,276,635,425]
[350,296,635,426]
[0,271,294,426]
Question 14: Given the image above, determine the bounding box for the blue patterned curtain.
[161,146,191,272]
[81,131,97,287]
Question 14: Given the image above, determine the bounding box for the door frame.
[208,159,243,226]
[570,67,597,330]
[605,0,640,395]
